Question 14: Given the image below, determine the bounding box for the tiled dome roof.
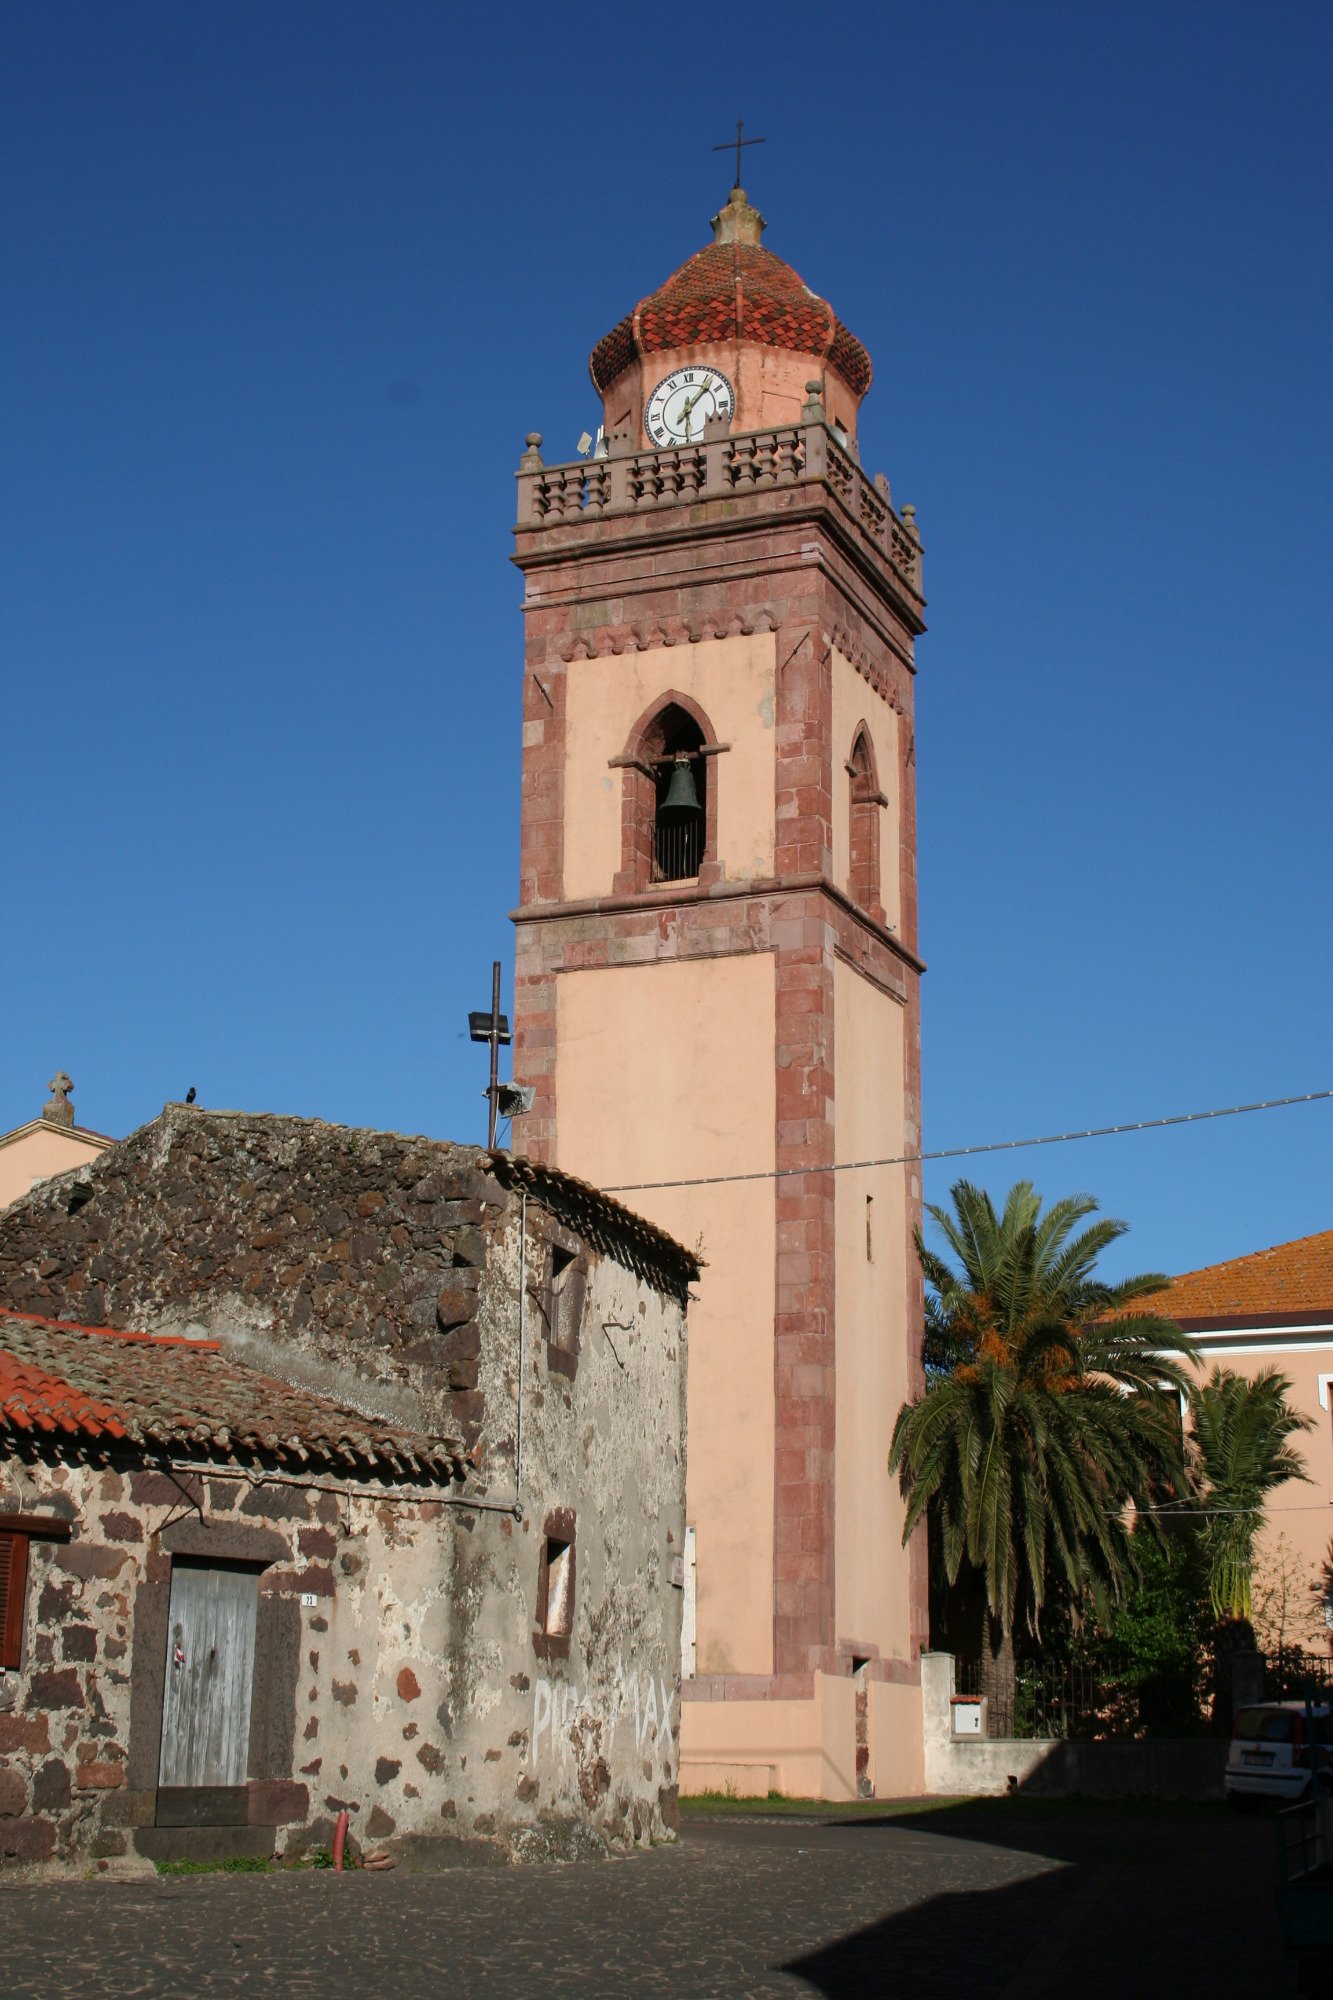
[590,192,872,401]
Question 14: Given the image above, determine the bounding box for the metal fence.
[958,1644,1333,1741]
[956,1657,1138,1740]
[1268,1647,1333,1701]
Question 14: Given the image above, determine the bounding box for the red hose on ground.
[332,1808,349,1872]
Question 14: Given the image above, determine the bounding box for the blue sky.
[4,1,1330,1281]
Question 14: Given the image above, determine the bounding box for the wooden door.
[158,1560,260,1788]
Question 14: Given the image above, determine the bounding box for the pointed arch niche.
[610,691,727,893]
[846,724,888,923]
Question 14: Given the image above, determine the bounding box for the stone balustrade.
[515,414,923,597]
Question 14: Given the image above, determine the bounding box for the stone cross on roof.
[43,1071,75,1127]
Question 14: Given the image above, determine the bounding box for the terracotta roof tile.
[590,241,871,399]
[1135,1229,1333,1323]
[0,1306,466,1480]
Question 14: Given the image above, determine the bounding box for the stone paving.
[0,1800,1296,1997]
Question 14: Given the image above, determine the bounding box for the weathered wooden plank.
[158,1561,259,1788]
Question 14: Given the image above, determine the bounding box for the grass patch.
[679,1790,1228,1821]
[680,1790,935,1819]
[154,1853,273,1875]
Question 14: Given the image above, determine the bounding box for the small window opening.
[543,1238,586,1379]
[851,1654,871,1680]
[0,1532,31,1670]
[865,1195,874,1262]
[0,1513,73,1670]
[543,1539,574,1637]
[550,1244,578,1340]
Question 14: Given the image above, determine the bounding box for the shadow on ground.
[740,1797,1292,1999]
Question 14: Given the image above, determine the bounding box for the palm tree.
[1188,1366,1311,1622]
[889,1179,1196,1726]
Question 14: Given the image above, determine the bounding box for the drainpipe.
[512,1188,527,1517]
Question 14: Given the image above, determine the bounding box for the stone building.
[511,184,927,1796]
[0,1105,695,1867]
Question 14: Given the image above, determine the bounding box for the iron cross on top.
[713,118,765,188]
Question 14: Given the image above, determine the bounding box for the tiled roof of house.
[1136,1229,1333,1323]
[0,1306,467,1481]
[590,240,872,399]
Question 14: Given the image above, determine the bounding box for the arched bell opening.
[650,708,707,882]
[613,692,720,894]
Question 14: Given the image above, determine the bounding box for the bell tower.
[511,188,929,1797]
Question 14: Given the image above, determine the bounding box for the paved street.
[0,1800,1297,1997]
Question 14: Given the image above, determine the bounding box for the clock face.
[644,367,736,447]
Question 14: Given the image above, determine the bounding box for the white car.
[1226,1702,1333,1809]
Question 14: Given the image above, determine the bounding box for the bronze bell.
[659,755,702,816]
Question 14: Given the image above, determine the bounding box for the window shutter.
[0,1531,29,1669]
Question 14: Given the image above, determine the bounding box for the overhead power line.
[604,1087,1333,1197]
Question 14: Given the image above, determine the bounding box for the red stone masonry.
[511,426,926,1689]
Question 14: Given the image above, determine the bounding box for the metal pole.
[487,959,501,1150]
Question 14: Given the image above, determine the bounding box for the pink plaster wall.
[561,635,777,902]
[602,343,861,450]
[0,1126,111,1210]
[679,1670,859,1799]
[1186,1336,1333,1627]
[832,958,916,1664]
[553,955,778,1678]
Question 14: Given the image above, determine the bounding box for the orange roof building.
[1151,1229,1333,1615]
[1139,1229,1333,1328]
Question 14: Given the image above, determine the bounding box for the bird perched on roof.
[184,1086,196,1105]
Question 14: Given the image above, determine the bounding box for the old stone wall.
[0,1108,690,1864]
[0,1109,514,1459]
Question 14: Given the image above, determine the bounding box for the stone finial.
[43,1071,75,1128]
[802,380,826,425]
[710,186,765,247]
[901,502,920,541]
[519,433,544,472]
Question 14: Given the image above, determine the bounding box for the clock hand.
[678,379,716,441]
[678,378,714,421]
